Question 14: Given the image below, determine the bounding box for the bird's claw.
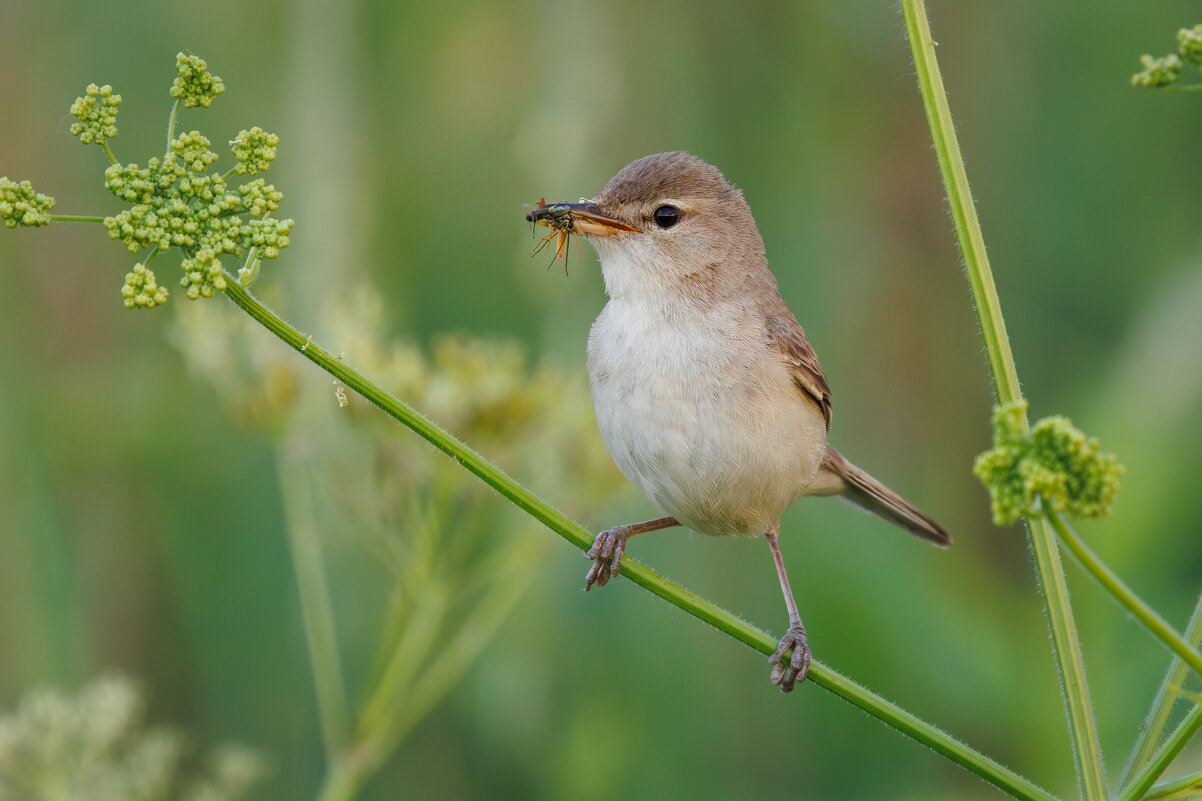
[584,525,630,590]
[769,624,811,692]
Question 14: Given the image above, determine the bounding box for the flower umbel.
[122,262,169,309]
[0,177,54,228]
[69,83,122,144]
[230,127,279,176]
[1179,24,1202,67]
[974,400,1123,525]
[1132,54,1183,88]
[170,52,225,108]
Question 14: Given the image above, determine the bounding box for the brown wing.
[764,308,832,430]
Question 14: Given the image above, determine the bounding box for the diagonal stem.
[220,272,1057,801]
[1115,704,1202,801]
[1049,513,1202,676]
[1119,591,1202,790]
[901,1,1106,797]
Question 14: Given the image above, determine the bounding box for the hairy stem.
[1144,770,1202,799]
[1119,591,1202,789]
[1116,704,1202,801]
[219,273,1056,801]
[1050,513,1202,676]
[901,1,1106,797]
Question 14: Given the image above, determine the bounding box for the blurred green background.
[3,1,1202,798]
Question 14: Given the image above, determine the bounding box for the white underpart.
[586,235,828,537]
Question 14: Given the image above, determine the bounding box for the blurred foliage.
[2,2,1202,800]
[0,675,268,801]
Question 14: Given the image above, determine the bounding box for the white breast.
[587,293,828,537]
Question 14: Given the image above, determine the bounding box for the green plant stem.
[1145,770,1202,800]
[165,98,182,153]
[899,0,1020,407]
[901,1,1106,797]
[1049,513,1202,676]
[1120,591,1202,789]
[1025,514,1109,801]
[1116,704,1202,801]
[276,447,351,757]
[219,273,1056,801]
[316,753,369,801]
[48,215,105,224]
[101,141,117,165]
[1163,84,1202,92]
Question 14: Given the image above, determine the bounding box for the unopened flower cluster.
[69,83,122,144]
[0,53,291,307]
[170,53,225,108]
[0,674,269,801]
[0,177,54,228]
[974,400,1123,525]
[1133,24,1202,88]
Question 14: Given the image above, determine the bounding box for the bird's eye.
[653,205,681,229]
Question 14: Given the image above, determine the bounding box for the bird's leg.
[766,526,811,692]
[585,516,680,590]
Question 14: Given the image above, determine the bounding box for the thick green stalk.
[1049,513,1202,676]
[1119,591,1202,789]
[1116,705,1202,801]
[220,273,1056,801]
[900,2,1106,798]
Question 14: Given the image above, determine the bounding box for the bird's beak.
[525,201,638,237]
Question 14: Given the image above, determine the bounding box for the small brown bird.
[527,152,949,692]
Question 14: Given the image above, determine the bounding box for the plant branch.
[219,272,1058,801]
[1116,704,1202,801]
[1119,591,1202,790]
[48,215,105,224]
[901,1,1106,797]
[1144,770,1202,800]
[166,98,182,153]
[1049,513,1202,676]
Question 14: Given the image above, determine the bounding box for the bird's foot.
[769,624,812,692]
[584,525,631,590]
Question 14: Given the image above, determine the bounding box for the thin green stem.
[1120,592,1202,789]
[1049,513,1202,676]
[1116,704,1202,801]
[899,0,1021,407]
[1162,84,1202,93]
[220,273,1057,801]
[901,1,1105,797]
[315,753,370,801]
[100,141,118,165]
[165,98,182,153]
[48,215,105,224]
[1024,513,1109,800]
[276,446,351,757]
[1144,770,1202,800]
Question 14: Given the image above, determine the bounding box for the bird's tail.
[815,445,950,547]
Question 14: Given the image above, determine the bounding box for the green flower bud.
[0,177,55,227]
[974,400,1123,525]
[230,127,279,176]
[1179,25,1202,66]
[121,262,168,309]
[68,84,122,144]
[170,53,225,108]
[1132,53,1182,88]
